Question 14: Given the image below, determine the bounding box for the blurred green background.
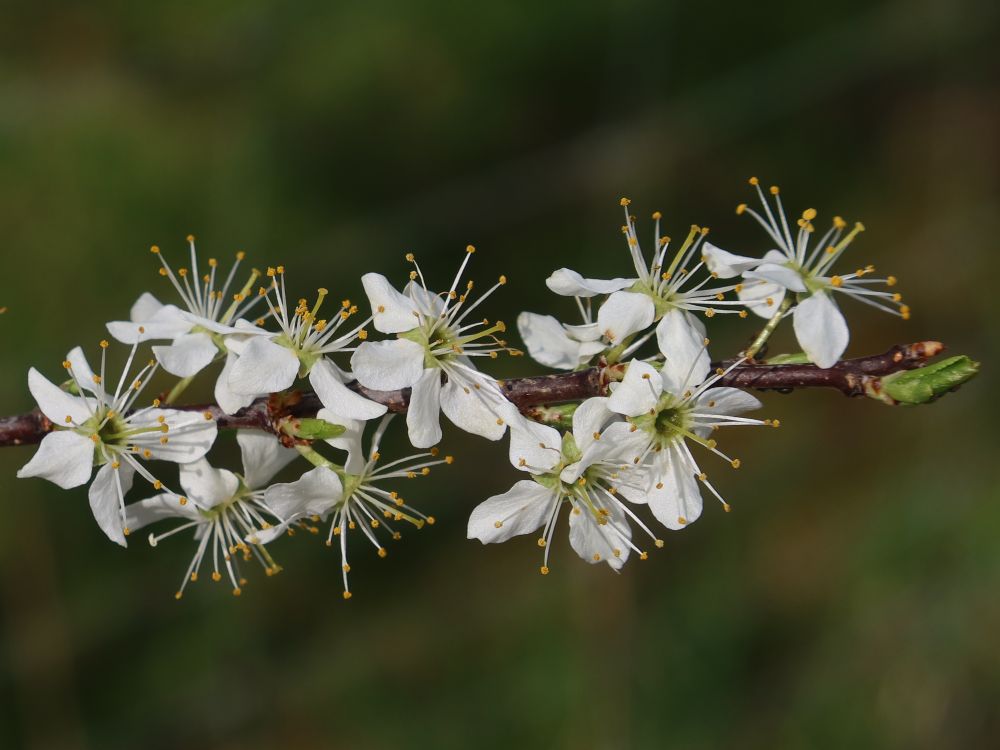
[1,0,997,748]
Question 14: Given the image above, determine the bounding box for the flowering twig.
[0,341,969,448]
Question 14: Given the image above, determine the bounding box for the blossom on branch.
[17,343,217,545]
[351,247,523,447]
[106,238,266,412]
[225,267,387,420]
[257,413,448,599]
[468,399,663,573]
[124,431,298,598]
[704,178,908,367]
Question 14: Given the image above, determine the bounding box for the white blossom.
[605,340,770,531]
[544,199,748,360]
[351,248,523,447]
[516,311,605,370]
[468,399,663,572]
[703,178,908,367]
[225,266,388,420]
[17,343,217,546]
[258,413,447,598]
[107,238,267,412]
[124,431,298,598]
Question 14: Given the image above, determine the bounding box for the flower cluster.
[15,179,908,594]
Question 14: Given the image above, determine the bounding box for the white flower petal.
[316,408,366,475]
[214,352,255,415]
[406,368,443,448]
[124,493,200,532]
[745,262,808,293]
[237,430,299,489]
[793,291,849,368]
[131,409,217,464]
[350,339,425,391]
[657,309,710,394]
[597,291,655,343]
[467,480,554,543]
[693,387,762,416]
[64,347,109,399]
[309,358,388,421]
[361,273,420,333]
[17,430,95,489]
[563,322,603,342]
[28,367,92,425]
[264,466,342,520]
[517,312,583,370]
[545,268,635,297]
[106,304,191,344]
[178,458,239,508]
[568,499,630,570]
[89,462,134,547]
[508,419,562,473]
[227,336,299,396]
[130,292,164,322]
[572,396,615,455]
[153,332,219,378]
[647,449,703,531]
[584,420,649,468]
[440,372,510,442]
[737,278,787,319]
[607,359,661,417]
[701,242,763,278]
[403,280,446,318]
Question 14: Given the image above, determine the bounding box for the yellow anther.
[178,496,188,506]
[537,538,546,548]
[150,245,160,254]
[655,539,665,548]
[887,275,898,287]
[723,503,732,513]
[342,591,352,600]
[748,176,759,185]
[498,275,507,285]
[802,208,817,221]
[731,458,741,469]
[640,552,649,560]
[652,211,662,220]
[678,516,688,525]
[494,520,503,529]
[540,566,550,575]
[736,203,747,215]
[619,197,631,207]
[831,275,843,287]
[377,547,388,558]
[705,308,716,318]
[769,185,779,195]
[466,244,476,254]
[178,268,188,277]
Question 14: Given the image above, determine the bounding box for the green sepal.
[561,431,582,463]
[880,356,980,405]
[287,418,347,440]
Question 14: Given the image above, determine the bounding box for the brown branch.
[0,341,947,448]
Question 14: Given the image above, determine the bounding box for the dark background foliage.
[0,1,997,748]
